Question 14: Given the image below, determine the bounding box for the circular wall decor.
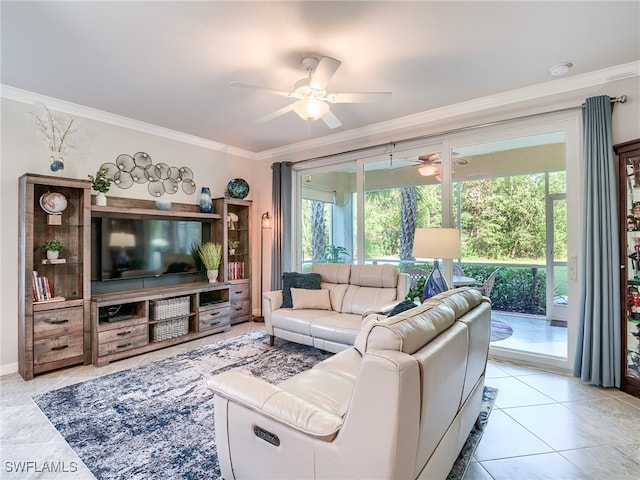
[226,178,249,199]
[100,153,197,197]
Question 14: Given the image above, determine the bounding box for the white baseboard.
[0,362,19,377]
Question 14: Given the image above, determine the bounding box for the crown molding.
[3,61,637,163]
[256,61,639,161]
[0,84,257,160]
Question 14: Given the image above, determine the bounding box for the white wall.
[0,97,272,374]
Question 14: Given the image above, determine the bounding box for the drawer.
[230,283,250,301]
[99,333,148,356]
[98,324,148,344]
[230,300,250,319]
[34,333,84,365]
[199,306,231,332]
[34,307,83,339]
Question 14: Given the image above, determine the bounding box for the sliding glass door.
[292,113,580,370]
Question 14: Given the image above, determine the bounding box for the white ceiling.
[2,1,639,155]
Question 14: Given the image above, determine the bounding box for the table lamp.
[412,227,461,299]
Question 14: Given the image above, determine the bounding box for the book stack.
[32,271,64,303]
[228,261,245,280]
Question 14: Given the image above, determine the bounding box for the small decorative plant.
[43,239,63,253]
[228,240,240,250]
[88,168,112,193]
[197,242,223,271]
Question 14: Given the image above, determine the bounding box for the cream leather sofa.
[262,263,409,353]
[209,288,491,480]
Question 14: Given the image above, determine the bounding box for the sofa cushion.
[309,313,363,346]
[355,302,456,355]
[423,287,483,319]
[310,263,351,284]
[341,285,398,315]
[349,264,399,288]
[282,272,321,308]
[321,282,349,312]
[291,288,332,310]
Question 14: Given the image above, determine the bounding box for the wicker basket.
[150,316,189,342]
[149,296,190,342]
[150,296,190,321]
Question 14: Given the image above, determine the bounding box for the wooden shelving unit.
[18,174,92,380]
[616,139,640,398]
[214,198,252,324]
[91,282,230,366]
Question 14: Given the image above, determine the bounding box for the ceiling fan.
[417,153,469,176]
[230,56,391,129]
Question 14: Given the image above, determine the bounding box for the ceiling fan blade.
[230,82,293,97]
[310,56,341,90]
[256,103,295,123]
[327,92,392,103]
[321,109,343,129]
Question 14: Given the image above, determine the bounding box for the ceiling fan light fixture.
[292,98,329,121]
[418,164,440,176]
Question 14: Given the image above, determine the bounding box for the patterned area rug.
[33,331,496,479]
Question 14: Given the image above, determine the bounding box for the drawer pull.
[51,345,69,351]
[209,321,221,326]
[234,291,243,295]
[47,319,70,325]
[234,307,243,311]
[117,343,132,349]
[117,330,132,336]
[207,311,220,317]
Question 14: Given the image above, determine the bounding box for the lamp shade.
[413,227,460,260]
[109,232,136,248]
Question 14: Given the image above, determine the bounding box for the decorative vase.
[49,155,64,174]
[206,269,218,283]
[199,187,212,213]
[46,250,59,260]
[228,248,236,255]
[96,192,107,206]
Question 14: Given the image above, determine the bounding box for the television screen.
[94,216,203,281]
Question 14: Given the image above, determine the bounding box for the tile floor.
[1,322,640,479]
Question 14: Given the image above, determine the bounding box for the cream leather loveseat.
[209,288,491,480]
[262,263,409,353]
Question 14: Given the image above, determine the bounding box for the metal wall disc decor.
[100,152,197,197]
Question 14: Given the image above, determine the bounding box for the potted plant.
[43,239,63,260]
[88,167,112,206]
[228,240,239,255]
[197,242,222,283]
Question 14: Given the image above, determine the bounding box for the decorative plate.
[226,178,249,199]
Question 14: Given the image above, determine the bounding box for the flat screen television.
[92,216,205,281]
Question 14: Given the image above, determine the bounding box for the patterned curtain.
[270,162,293,290]
[574,95,621,387]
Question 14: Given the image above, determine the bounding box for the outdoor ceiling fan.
[230,56,392,129]
[417,153,469,177]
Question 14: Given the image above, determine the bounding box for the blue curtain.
[574,95,621,387]
[270,162,293,290]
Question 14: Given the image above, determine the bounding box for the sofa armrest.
[208,370,343,440]
[361,300,403,320]
[262,290,283,333]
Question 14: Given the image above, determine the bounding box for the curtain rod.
[290,95,628,166]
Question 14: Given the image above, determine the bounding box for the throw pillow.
[291,288,332,310]
[281,272,322,308]
[387,299,418,317]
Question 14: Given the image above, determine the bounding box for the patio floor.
[489,310,568,358]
